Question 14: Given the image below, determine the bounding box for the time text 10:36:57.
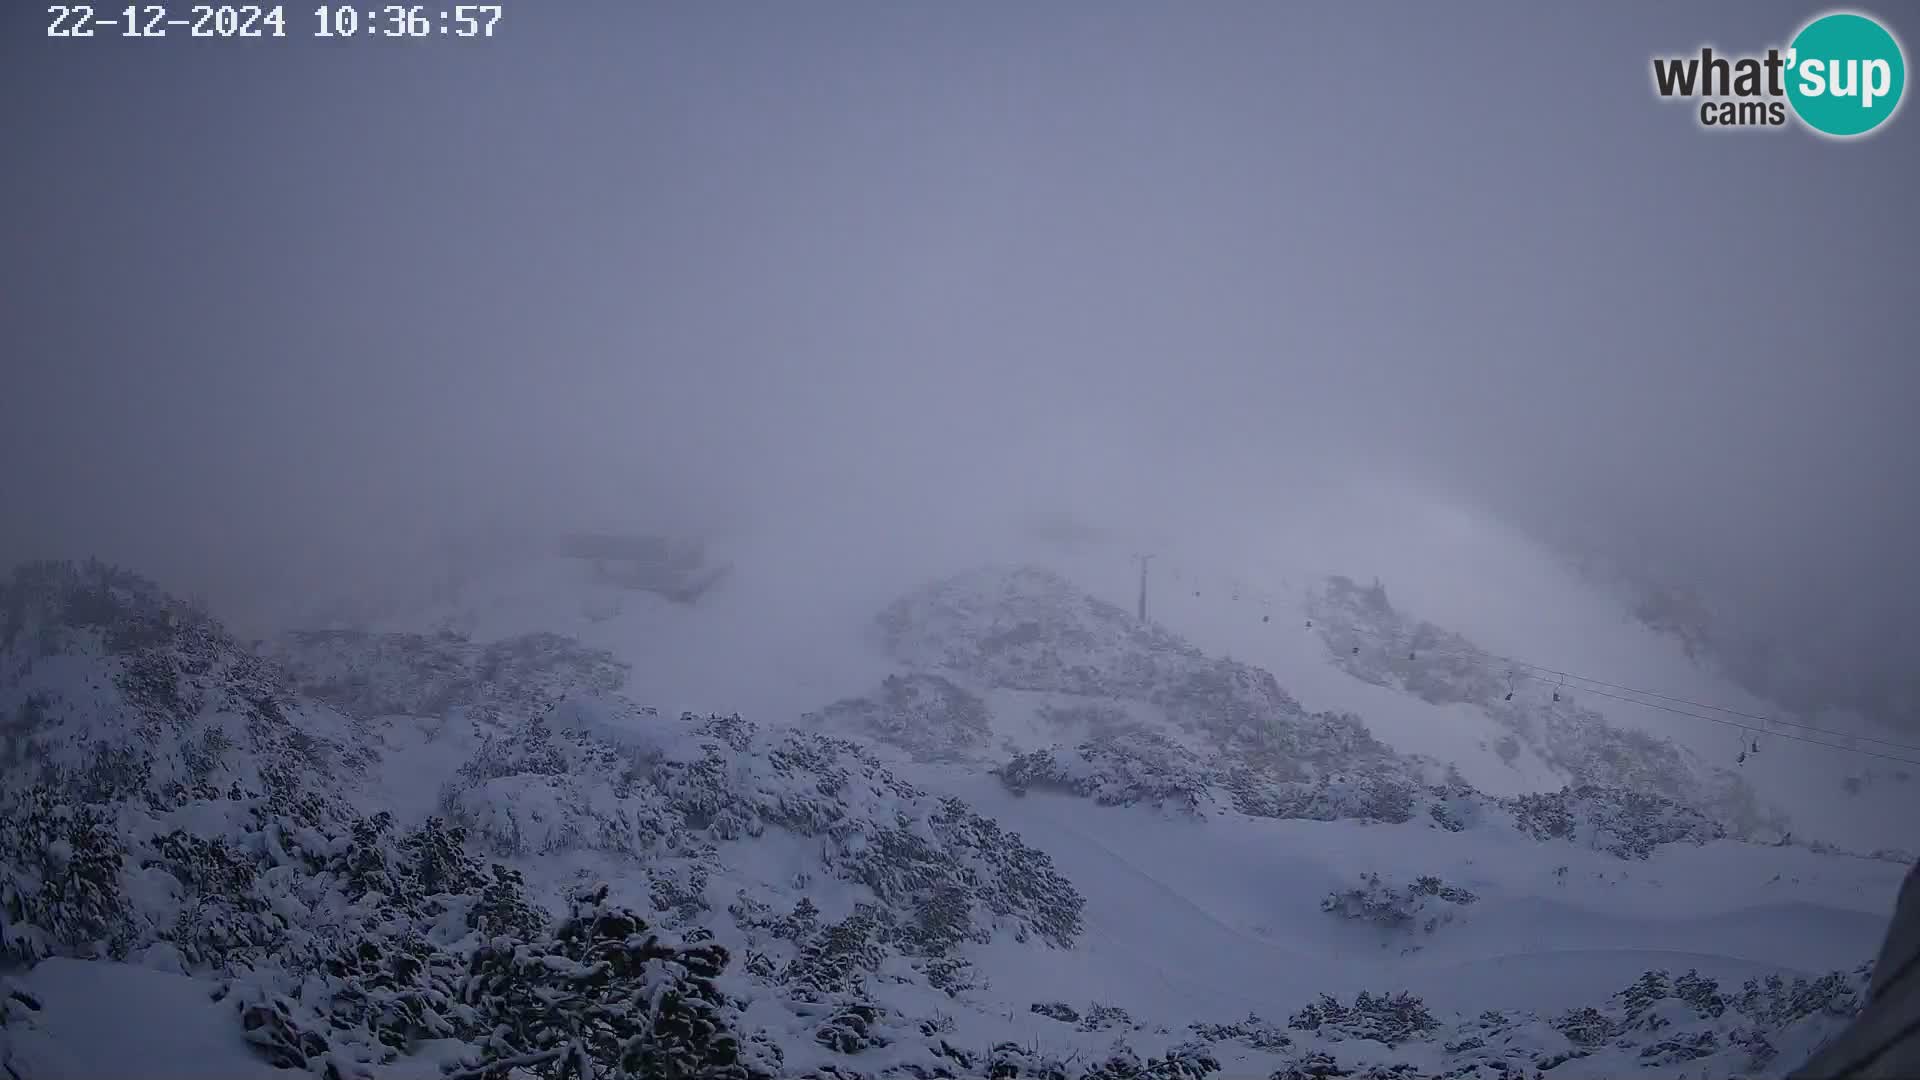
[46,5,503,39]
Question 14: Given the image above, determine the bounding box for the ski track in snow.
[960,783,1329,1019]
[914,766,1904,1028]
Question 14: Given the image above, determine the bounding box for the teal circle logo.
[1787,12,1906,137]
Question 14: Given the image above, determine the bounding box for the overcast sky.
[3,3,1915,716]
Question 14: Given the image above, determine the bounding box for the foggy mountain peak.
[6,3,1918,736]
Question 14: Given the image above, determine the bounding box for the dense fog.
[3,2,1916,725]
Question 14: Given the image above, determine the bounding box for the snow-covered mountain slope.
[326,517,1920,856]
[2,556,1910,1080]
[964,513,1920,857]
[1135,561,1920,856]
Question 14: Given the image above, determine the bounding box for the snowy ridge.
[1305,575,1918,858]
[824,568,1738,864]
[1129,549,1920,856]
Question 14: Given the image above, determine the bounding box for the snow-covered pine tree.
[454,882,775,1080]
[0,784,131,963]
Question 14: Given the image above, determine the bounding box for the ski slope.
[929,767,1899,1018]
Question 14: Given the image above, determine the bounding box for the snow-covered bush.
[975,1042,1220,1080]
[1227,769,1420,825]
[1077,1002,1136,1032]
[997,731,1212,814]
[1286,991,1440,1047]
[0,784,131,963]
[781,905,891,1001]
[1728,968,1865,1028]
[1080,1046,1221,1079]
[1320,872,1478,933]
[1183,1013,1294,1052]
[143,824,281,970]
[812,1001,895,1054]
[1030,1001,1081,1023]
[1503,784,1723,859]
[1258,962,1871,1080]
[1549,965,1865,1071]
[804,673,992,762]
[451,881,777,1080]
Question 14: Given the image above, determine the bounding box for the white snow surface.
[3,959,282,1080]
